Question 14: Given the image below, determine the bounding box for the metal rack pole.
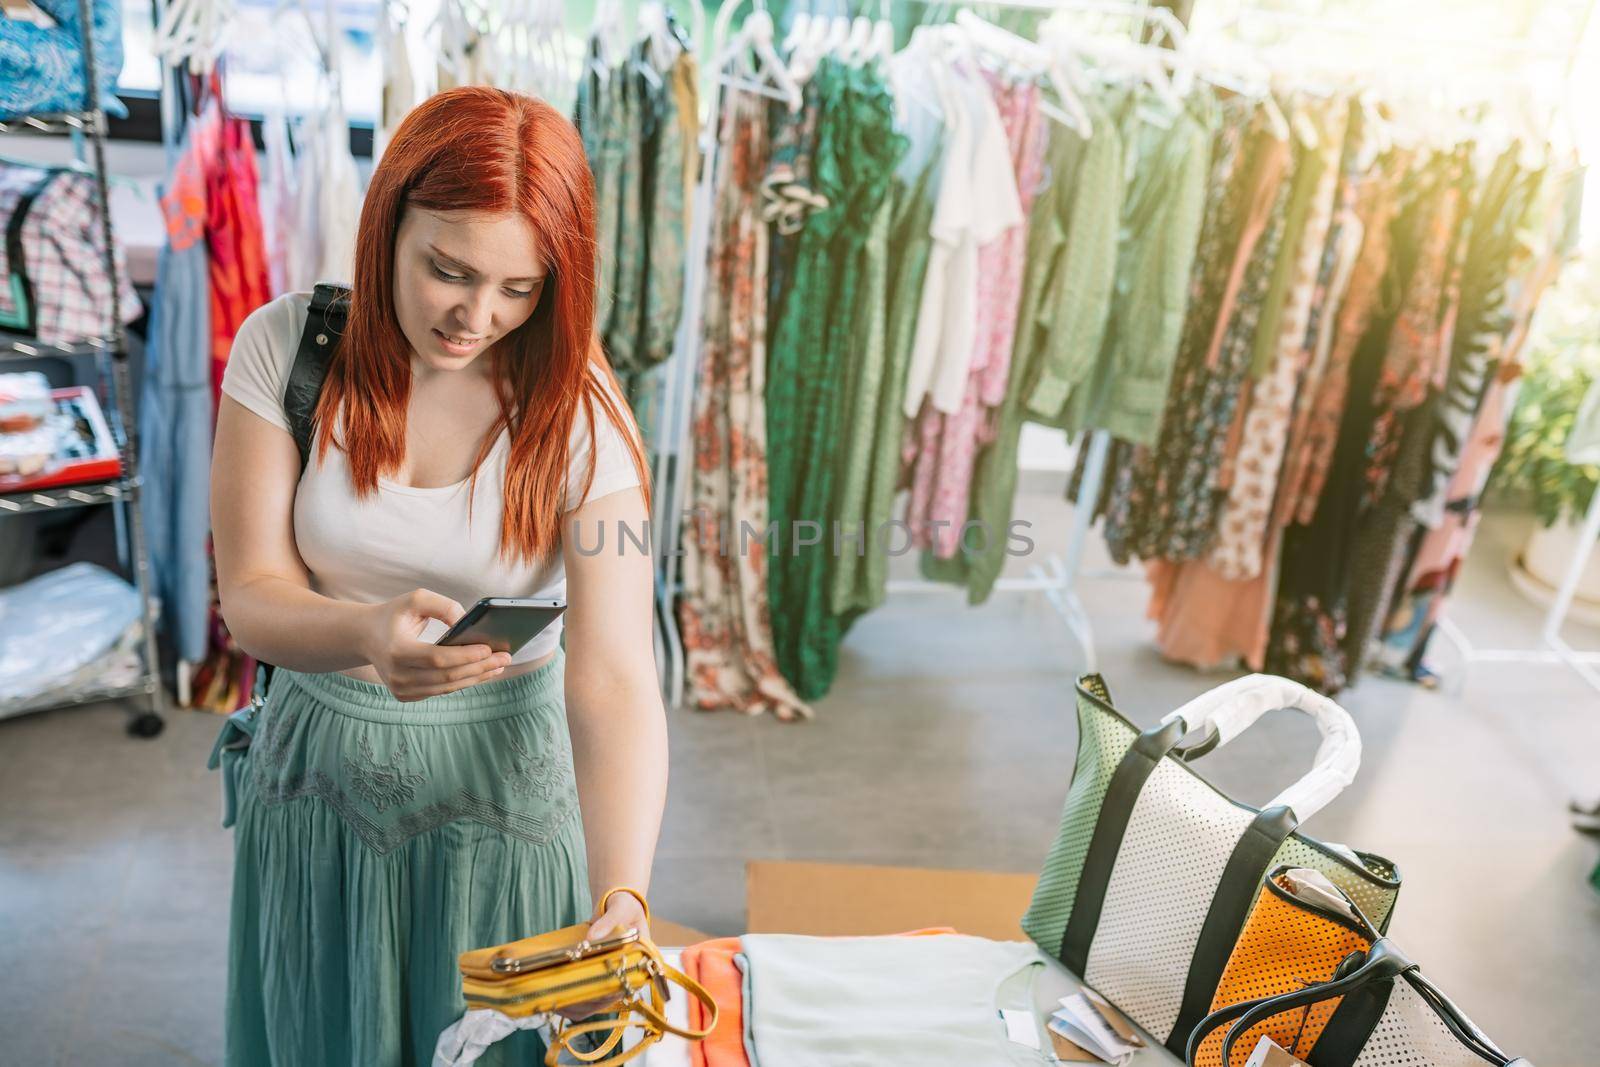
[75,0,167,735]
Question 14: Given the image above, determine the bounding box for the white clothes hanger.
[844,16,873,65]
[590,0,626,71]
[784,11,811,57]
[954,9,1093,138]
[1052,0,1188,50]
[867,0,893,61]
[711,3,803,111]
[153,0,238,75]
[1042,12,1183,112]
[824,14,850,55]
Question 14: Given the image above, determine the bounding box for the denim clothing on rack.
[139,237,213,664]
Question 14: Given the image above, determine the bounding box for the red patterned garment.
[203,100,272,412]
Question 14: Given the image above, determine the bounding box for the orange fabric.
[680,928,957,1067]
[682,937,747,1067]
[1191,880,1372,1067]
[1146,558,1274,672]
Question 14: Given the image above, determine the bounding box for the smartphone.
[435,597,567,657]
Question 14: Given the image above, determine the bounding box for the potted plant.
[1488,259,1600,623]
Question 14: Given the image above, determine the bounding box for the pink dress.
[906,75,1046,559]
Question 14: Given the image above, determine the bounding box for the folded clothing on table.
[735,932,1054,1067]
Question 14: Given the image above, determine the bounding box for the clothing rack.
[1195,5,1596,694]
[840,0,1188,686]
[650,0,1181,707]
[651,0,1591,706]
[650,5,729,706]
[0,0,166,736]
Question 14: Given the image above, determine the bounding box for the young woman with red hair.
[209,86,665,1065]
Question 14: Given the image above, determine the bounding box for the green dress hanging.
[765,59,906,700]
[832,147,942,616]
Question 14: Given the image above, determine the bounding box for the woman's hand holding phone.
[360,589,511,702]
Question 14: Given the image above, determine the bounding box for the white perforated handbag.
[1022,673,1402,1058]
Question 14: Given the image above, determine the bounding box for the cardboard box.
[745,860,1040,939]
[652,918,712,946]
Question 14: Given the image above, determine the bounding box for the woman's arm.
[562,484,669,917]
[211,395,507,694]
[212,395,377,671]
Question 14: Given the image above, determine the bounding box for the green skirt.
[219,651,590,1066]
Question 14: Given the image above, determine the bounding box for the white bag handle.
[1160,674,1361,822]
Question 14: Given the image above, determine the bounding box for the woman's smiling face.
[392,206,548,374]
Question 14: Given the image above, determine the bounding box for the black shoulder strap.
[256,284,348,704]
[283,283,351,473]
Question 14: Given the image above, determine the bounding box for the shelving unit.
[0,110,106,136]
[1,0,165,736]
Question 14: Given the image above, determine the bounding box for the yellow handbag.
[457,888,719,1067]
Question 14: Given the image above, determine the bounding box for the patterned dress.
[905,74,1047,561]
[1100,100,1286,564]
[676,87,810,721]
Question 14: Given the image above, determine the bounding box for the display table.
[643,861,1181,1065]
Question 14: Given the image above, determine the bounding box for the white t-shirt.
[901,59,1024,420]
[220,292,643,665]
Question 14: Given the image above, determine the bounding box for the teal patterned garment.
[576,43,626,345]
[765,59,907,700]
[218,654,590,1067]
[578,44,697,448]
[1069,89,1215,444]
[641,51,697,370]
[829,152,936,618]
[605,42,647,375]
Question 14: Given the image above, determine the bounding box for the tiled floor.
[2,493,1598,1065]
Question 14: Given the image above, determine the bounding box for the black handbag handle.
[1182,945,1373,1065]
[1216,939,1418,1065]
[1403,967,1514,1065]
[1194,938,1515,1067]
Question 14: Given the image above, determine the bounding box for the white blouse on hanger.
[901,58,1023,420]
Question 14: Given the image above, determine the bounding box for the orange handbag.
[1187,866,1531,1067]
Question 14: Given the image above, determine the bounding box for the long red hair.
[313,85,652,564]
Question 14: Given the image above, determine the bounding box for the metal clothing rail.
[1435,485,1600,696]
